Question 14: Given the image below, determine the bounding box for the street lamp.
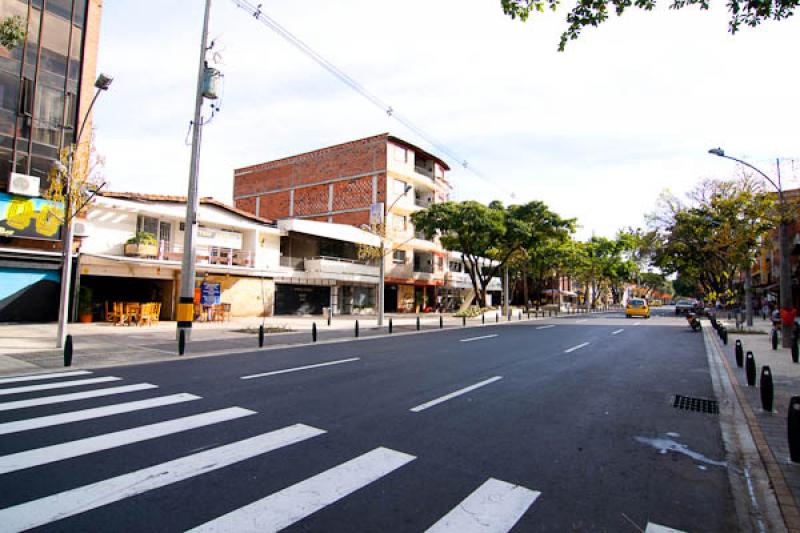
[708,147,791,345]
[55,73,114,348]
[363,183,412,327]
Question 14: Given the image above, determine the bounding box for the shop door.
[275,284,330,315]
[384,284,398,313]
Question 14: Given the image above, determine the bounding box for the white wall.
[81,206,137,255]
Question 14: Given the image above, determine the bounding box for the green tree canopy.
[501,0,797,51]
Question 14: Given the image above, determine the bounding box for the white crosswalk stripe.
[0,407,255,475]
[0,393,200,435]
[0,370,92,384]
[187,447,416,532]
[425,478,540,533]
[645,523,686,533]
[0,383,157,412]
[0,423,326,532]
[0,376,121,396]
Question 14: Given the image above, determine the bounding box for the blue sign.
[200,282,221,305]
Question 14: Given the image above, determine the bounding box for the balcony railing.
[304,256,379,277]
[124,241,255,268]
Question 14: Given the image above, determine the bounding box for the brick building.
[234,133,452,313]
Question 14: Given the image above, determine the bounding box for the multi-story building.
[234,133,452,313]
[0,0,103,321]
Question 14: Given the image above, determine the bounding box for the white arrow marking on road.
[611,329,624,335]
[0,393,201,435]
[0,383,157,412]
[0,423,326,532]
[411,377,503,412]
[187,447,416,532]
[564,342,590,353]
[425,478,540,533]
[633,321,641,326]
[575,319,588,323]
[645,523,687,533]
[0,376,121,396]
[460,334,499,343]
[241,357,360,380]
[0,370,92,384]
[0,407,254,474]
[536,325,555,330]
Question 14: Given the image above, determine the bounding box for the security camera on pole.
[177,0,218,342]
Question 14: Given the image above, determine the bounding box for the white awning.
[278,218,380,247]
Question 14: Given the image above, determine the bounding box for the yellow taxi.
[626,298,650,318]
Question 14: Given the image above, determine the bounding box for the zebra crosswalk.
[0,369,686,532]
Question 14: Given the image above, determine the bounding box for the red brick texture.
[332,211,370,226]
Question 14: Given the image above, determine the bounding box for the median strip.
[241,358,360,380]
[410,377,502,412]
[564,342,590,353]
[459,334,499,343]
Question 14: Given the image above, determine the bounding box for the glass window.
[40,11,70,77]
[24,8,42,67]
[72,0,86,26]
[45,0,73,20]
[393,250,406,264]
[449,261,462,272]
[18,76,33,116]
[30,154,52,180]
[0,146,12,189]
[32,84,63,146]
[68,25,82,80]
[0,70,19,114]
[137,215,158,236]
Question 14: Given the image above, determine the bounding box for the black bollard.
[389,318,393,334]
[258,325,264,347]
[760,366,774,412]
[482,313,485,325]
[746,352,756,386]
[416,316,420,331]
[312,322,317,343]
[772,328,779,350]
[793,335,799,364]
[527,310,530,320]
[496,312,499,323]
[549,310,552,317]
[790,397,800,462]
[178,329,185,356]
[440,315,443,329]
[735,340,743,367]
[355,320,359,338]
[327,311,331,327]
[64,334,73,366]
[519,310,522,321]
[721,328,728,345]
[462,315,466,327]
[508,311,512,322]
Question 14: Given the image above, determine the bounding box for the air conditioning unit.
[8,173,40,197]
[72,221,90,237]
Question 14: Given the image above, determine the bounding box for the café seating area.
[196,303,232,322]
[105,302,162,326]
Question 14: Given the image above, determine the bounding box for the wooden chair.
[109,302,127,326]
[222,302,231,321]
[211,304,225,322]
[150,302,161,325]
[124,302,140,326]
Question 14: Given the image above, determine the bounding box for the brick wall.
[332,211,369,226]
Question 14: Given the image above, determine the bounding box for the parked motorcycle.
[686,312,701,332]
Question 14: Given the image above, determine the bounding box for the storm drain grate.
[672,395,719,414]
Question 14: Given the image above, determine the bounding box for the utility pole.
[177,0,212,342]
[777,158,793,347]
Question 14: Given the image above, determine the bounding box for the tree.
[44,131,106,223]
[412,199,571,308]
[500,0,797,51]
[0,15,26,50]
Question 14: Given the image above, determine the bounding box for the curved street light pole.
[708,148,791,345]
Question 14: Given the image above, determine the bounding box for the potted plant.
[124,231,158,257]
[78,286,93,323]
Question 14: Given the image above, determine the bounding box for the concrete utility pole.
[177,0,212,342]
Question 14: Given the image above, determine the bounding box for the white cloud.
[94,0,800,240]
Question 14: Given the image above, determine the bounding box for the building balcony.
[303,256,379,278]
[127,241,255,268]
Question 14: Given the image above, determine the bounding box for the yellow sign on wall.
[0,192,64,240]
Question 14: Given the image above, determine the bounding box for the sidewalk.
[0,307,580,376]
[717,316,800,531]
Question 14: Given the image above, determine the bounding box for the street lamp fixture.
[94,73,113,91]
[708,147,791,344]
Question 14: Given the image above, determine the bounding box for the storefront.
[275,283,331,315]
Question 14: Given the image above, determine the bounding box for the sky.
[93,0,800,239]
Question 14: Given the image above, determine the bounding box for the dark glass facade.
[0,0,89,192]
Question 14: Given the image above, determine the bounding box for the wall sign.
[0,192,63,241]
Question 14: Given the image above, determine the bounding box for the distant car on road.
[650,299,663,307]
[626,298,650,319]
[675,299,697,315]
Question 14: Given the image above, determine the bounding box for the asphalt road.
[0,307,736,532]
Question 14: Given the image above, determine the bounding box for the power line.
[229,0,517,201]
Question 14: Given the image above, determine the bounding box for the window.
[18,78,33,117]
[393,250,406,264]
[392,214,407,231]
[137,215,158,236]
[437,256,444,270]
[449,261,462,272]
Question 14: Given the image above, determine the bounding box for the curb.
[705,325,797,532]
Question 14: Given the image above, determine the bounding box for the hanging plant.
[0,16,26,51]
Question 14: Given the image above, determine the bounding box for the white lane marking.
[0,423,326,532]
[241,357,360,380]
[0,370,92,384]
[425,478,540,533]
[536,325,555,330]
[410,377,503,413]
[187,446,415,532]
[0,407,255,475]
[0,393,200,435]
[575,319,588,323]
[0,376,121,397]
[633,321,641,326]
[459,334,499,343]
[611,329,624,335]
[645,523,687,533]
[0,383,157,412]
[564,342,590,353]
